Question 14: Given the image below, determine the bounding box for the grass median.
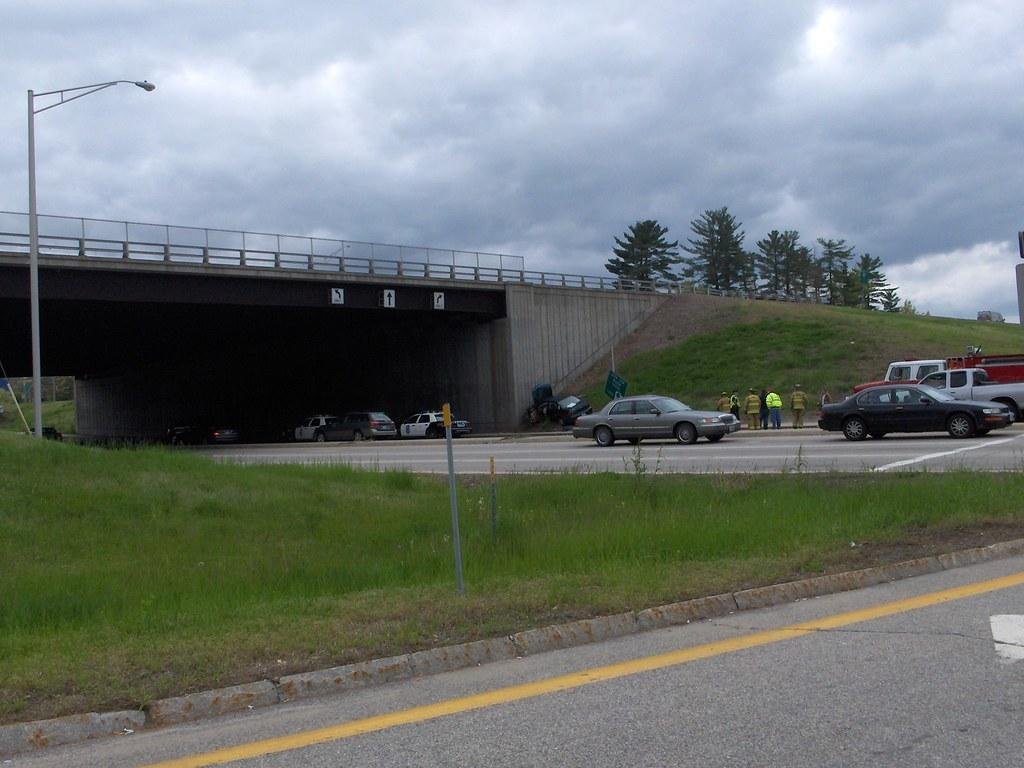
[3,433,1024,723]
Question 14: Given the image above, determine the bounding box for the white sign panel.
[433,292,445,310]
[991,615,1024,663]
[330,287,345,305]
[382,289,396,308]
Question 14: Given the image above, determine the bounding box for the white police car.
[400,411,471,438]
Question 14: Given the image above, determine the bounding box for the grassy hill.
[575,296,1024,411]
[0,387,75,435]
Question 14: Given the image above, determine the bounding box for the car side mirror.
[920,397,931,404]
[651,409,661,416]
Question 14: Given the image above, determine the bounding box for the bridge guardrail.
[0,211,821,299]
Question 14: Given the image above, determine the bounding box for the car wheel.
[594,426,614,447]
[842,416,867,441]
[353,430,364,441]
[674,422,697,445]
[426,426,441,439]
[946,413,974,439]
[315,431,326,443]
[706,433,724,443]
[170,435,181,446]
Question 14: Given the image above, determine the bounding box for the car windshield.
[651,397,689,412]
[917,384,955,402]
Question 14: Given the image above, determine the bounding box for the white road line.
[872,436,1018,472]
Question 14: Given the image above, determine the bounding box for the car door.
[414,414,432,437]
[605,400,634,436]
[854,389,893,432]
[401,414,419,438]
[630,399,664,439]
[297,418,315,441]
[894,387,935,431]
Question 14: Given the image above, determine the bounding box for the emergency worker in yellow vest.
[790,384,809,428]
[743,388,761,429]
[716,391,731,413]
[766,389,783,429]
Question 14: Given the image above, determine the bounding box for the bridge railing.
[0,211,821,300]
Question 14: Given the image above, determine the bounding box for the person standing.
[744,388,761,429]
[766,389,783,429]
[716,391,731,413]
[790,384,808,428]
[729,391,740,419]
[759,388,769,430]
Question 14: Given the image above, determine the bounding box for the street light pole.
[26,79,155,437]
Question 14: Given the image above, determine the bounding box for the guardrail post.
[79,238,86,258]
[240,249,246,267]
[202,247,209,264]
[122,241,130,259]
[474,266,479,281]
[368,259,375,275]
[163,243,171,262]
[397,261,404,276]
[274,252,281,268]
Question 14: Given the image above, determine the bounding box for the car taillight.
[370,420,384,428]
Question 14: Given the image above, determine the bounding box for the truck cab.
[918,368,1023,420]
[853,359,946,392]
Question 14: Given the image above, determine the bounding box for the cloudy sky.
[3,1,1023,321]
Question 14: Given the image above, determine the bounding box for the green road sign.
[605,371,628,399]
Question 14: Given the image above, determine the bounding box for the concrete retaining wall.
[499,285,665,428]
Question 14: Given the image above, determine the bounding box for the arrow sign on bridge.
[990,615,1024,662]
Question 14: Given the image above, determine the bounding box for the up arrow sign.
[990,615,1024,662]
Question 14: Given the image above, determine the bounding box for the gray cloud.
[2,1,1022,319]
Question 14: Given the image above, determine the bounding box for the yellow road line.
[141,570,1024,768]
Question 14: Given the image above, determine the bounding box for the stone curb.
[5,537,1024,756]
[145,681,279,727]
[0,711,145,756]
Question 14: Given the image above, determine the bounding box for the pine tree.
[605,220,680,282]
[755,230,787,292]
[879,286,901,312]
[816,238,855,304]
[682,207,747,290]
[851,253,886,308]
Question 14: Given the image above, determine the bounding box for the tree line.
[606,208,905,311]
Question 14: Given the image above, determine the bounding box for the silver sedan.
[572,395,741,446]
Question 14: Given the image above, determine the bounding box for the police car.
[400,411,472,438]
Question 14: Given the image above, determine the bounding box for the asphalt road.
[20,554,1024,767]
[195,424,1024,473]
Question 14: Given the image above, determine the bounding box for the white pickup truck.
[917,368,1024,420]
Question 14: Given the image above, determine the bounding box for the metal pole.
[443,403,464,594]
[27,90,43,438]
[489,456,497,545]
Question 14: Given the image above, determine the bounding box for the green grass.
[0,387,74,435]
[3,433,1024,722]
[585,303,1024,410]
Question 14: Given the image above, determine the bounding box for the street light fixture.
[27,79,155,437]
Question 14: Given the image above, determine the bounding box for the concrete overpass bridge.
[0,212,668,438]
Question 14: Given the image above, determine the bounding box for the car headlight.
[982,407,1003,414]
[699,417,720,424]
